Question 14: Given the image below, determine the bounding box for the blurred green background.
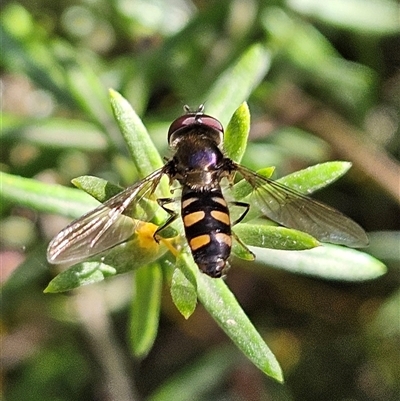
[1,0,399,400]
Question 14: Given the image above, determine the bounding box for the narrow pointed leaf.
[0,172,98,218]
[197,270,283,382]
[288,0,400,36]
[177,253,283,382]
[44,261,117,293]
[130,263,163,357]
[170,260,198,319]
[234,223,319,251]
[109,89,164,178]
[224,102,251,163]
[72,176,124,203]
[277,161,352,194]
[251,244,386,281]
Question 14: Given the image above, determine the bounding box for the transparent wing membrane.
[235,164,369,248]
[47,168,165,264]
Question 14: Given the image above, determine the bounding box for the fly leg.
[156,198,179,235]
[230,201,250,226]
[155,197,180,256]
[230,201,255,260]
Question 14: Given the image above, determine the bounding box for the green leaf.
[224,102,251,163]
[277,161,352,194]
[234,223,319,251]
[288,0,400,36]
[177,253,283,382]
[72,176,124,203]
[205,44,271,126]
[196,270,283,382]
[44,261,117,293]
[109,89,165,179]
[170,259,198,319]
[129,263,163,358]
[0,172,98,218]
[250,244,386,281]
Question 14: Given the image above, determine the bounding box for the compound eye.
[198,116,224,136]
[167,113,224,146]
[167,115,197,141]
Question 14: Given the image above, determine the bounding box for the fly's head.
[167,105,224,150]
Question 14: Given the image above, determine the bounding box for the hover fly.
[47,106,369,277]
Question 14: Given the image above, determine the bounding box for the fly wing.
[234,164,369,248]
[47,168,165,264]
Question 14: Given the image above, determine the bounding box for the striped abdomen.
[181,185,232,278]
